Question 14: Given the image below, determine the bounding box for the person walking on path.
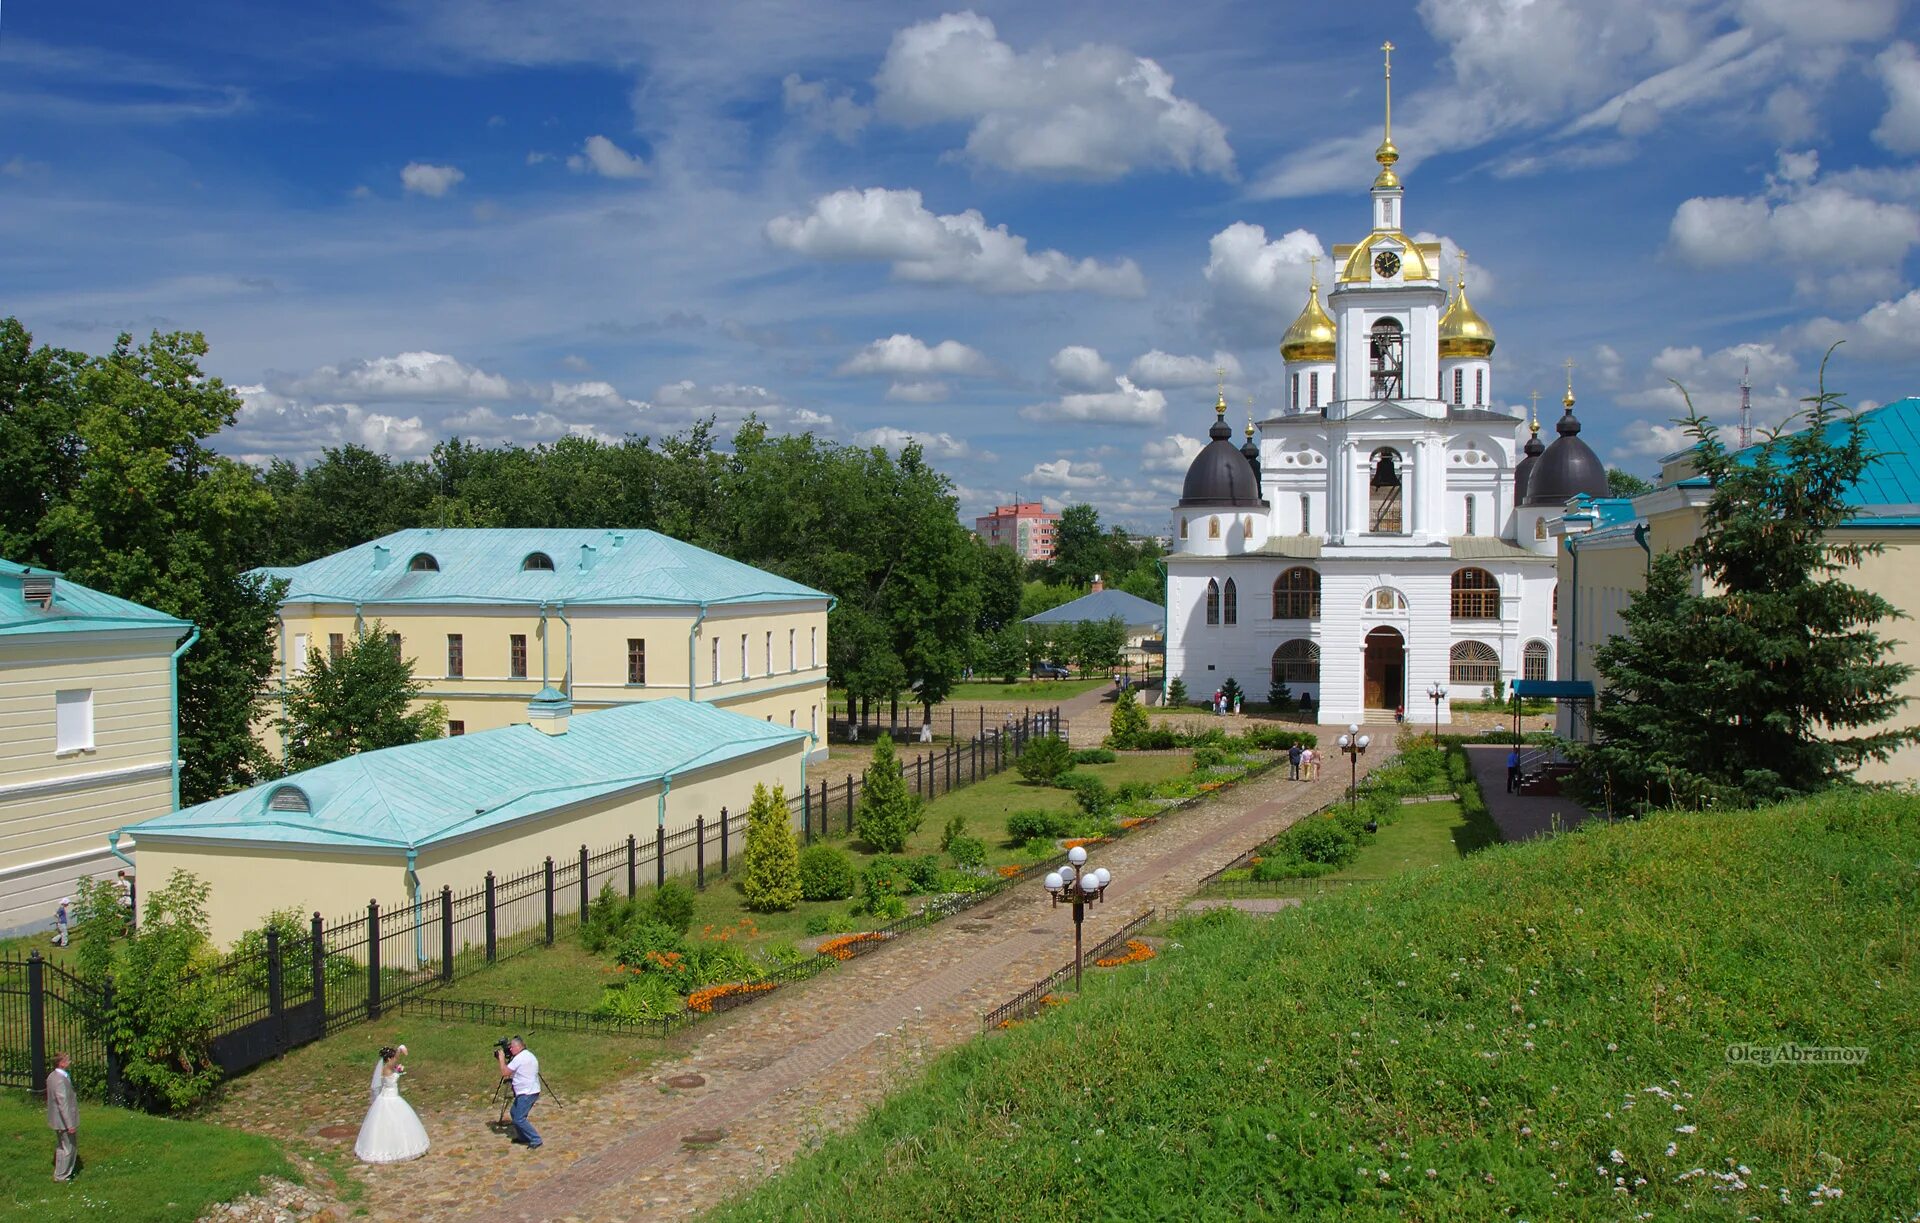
[1506,747,1521,793]
[1303,746,1319,780]
[497,1036,543,1149]
[47,1052,78,1182]
[52,897,69,947]
[1288,743,1302,780]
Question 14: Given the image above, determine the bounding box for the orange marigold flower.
[817,932,888,960]
[686,981,776,1013]
[1093,939,1156,968]
[997,864,1023,878]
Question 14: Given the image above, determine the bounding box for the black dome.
[1513,427,1545,503]
[1523,408,1608,506]
[1179,412,1266,508]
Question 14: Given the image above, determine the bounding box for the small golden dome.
[1279,279,1336,363]
[1437,278,1496,359]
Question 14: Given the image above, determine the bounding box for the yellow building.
[256,528,831,761]
[0,560,194,936]
[123,694,809,946]
[1555,396,1920,783]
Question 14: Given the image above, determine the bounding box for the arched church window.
[1450,641,1500,685]
[1475,369,1485,406]
[1205,579,1220,626]
[1208,517,1221,539]
[1291,372,1300,413]
[1272,568,1320,619]
[1363,587,1408,613]
[1523,640,1549,682]
[1222,578,1238,624]
[1552,583,1559,627]
[1309,372,1320,408]
[1272,639,1320,684]
[1369,318,1404,399]
[1369,447,1404,534]
[1450,568,1500,619]
[1243,516,1254,537]
[1452,368,1463,405]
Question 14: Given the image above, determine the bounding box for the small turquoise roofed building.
[124,694,810,944]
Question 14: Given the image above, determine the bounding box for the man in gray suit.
[47,1051,78,1182]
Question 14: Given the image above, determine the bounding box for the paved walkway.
[1463,744,1596,840]
[335,725,1396,1222]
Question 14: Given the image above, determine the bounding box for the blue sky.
[5,0,1920,528]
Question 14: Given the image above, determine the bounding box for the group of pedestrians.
[1287,742,1320,781]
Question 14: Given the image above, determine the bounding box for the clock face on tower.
[1374,251,1401,279]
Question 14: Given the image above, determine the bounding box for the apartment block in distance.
[974,501,1060,562]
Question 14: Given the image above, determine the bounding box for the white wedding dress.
[355,1061,430,1163]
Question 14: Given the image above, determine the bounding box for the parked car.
[1035,662,1073,679]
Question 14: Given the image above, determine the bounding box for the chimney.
[371,544,391,571]
[578,543,597,572]
[528,686,572,736]
[1090,574,1104,594]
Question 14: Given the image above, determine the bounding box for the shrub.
[1192,744,1228,770]
[581,882,629,953]
[647,879,695,934]
[798,845,856,902]
[804,911,858,937]
[904,855,943,893]
[756,940,810,971]
[597,973,684,1021]
[690,941,764,987]
[1022,836,1056,860]
[938,868,995,894]
[947,834,987,871]
[1253,855,1336,881]
[867,894,910,921]
[1166,677,1188,705]
[1107,687,1148,749]
[1166,905,1242,938]
[740,782,802,912]
[1006,809,1072,842]
[853,857,908,914]
[614,920,689,969]
[1015,733,1072,782]
[1287,817,1358,867]
[1240,726,1318,751]
[939,812,967,852]
[1070,747,1117,765]
[1059,771,1112,816]
[856,734,924,853]
[1133,728,1178,750]
[1267,678,1293,709]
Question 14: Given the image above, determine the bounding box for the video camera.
[492,1036,518,1054]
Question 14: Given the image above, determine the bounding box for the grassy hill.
[711,790,1918,1220]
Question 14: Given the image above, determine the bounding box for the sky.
[5,0,1920,530]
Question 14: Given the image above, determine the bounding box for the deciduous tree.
[277,620,447,771]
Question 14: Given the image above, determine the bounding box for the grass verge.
[708,789,1920,1220]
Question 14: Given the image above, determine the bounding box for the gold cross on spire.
[1215,366,1227,413]
[1456,247,1468,288]
[1308,252,1320,289]
[1246,396,1256,439]
[1529,389,1541,427]
[1563,357,1577,408]
[1382,41,1394,140]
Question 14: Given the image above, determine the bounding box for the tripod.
[491,1069,565,1127]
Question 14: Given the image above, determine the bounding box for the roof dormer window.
[521,552,555,571]
[408,553,440,572]
[267,784,311,813]
[21,574,54,608]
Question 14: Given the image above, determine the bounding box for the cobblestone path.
[336,725,1398,1222]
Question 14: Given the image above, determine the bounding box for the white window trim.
[55,689,95,755]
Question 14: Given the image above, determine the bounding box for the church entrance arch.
[1363,626,1405,712]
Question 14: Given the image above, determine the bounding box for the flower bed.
[817,931,891,960]
[687,981,777,1013]
[1116,816,1158,831]
[996,864,1024,878]
[1061,837,1108,850]
[1093,939,1155,968]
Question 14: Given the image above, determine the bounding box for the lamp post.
[1426,683,1447,740]
[1336,723,1371,829]
[1043,845,1112,991]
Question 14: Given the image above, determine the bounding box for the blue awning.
[1512,680,1595,699]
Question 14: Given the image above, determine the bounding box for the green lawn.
[709,789,1920,1221]
[1241,798,1503,900]
[0,1094,289,1222]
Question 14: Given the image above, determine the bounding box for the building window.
[329,632,345,662]
[740,633,749,678]
[1208,516,1221,539]
[293,632,310,675]
[766,631,773,675]
[1271,639,1320,684]
[1299,494,1311,534]
[712,637,720,683]
[408,553,439,572]
[1223,578,1238,625]
[448,721,465,737]
[789,709,796,727]
[509,634,527,678]
[387,632,402,660]
[1369,447,1404,533]
[447,633,464,678]
[811,705,818,737]
[811,626,818,667]
[628,638,646,685]
[1450,568,1500,619]
[1476,369,1485,406]
[1452,368,1463,405]
[1291,372,1300,412]
[1179,517,1189,540]
[1552,583,1559,627]
[1369,318,1404,399]
[1272,567,1321,619]
[1205,579,1220,625]
[1450,641,1500,685]
[1464,495,1476,536]
[55,689,93,753]
[1309,371,1320,408]
[1523,640,1549,682]
[521,552,554,571]
[789,629,797,671]
[1243,515,1254,536]
[1363,587,1408,613]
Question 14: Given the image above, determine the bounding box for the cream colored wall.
[1833,534,1920,784]
[0,632,177,793]
[263,600,829,746]
[143,735,808,945]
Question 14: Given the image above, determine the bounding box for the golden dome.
[1437,278,1495,359]
[1279,279,1336,363]
[1336,232,1433,283]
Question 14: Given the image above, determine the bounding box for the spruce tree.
[1583,368,1916,807]
[855,734,922,852]
[1108,686,1148,749]
[740,782,801,911]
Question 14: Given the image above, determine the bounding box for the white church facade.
[1163,47,1608,726]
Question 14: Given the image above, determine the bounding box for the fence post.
[951,709,956,742]
[26,952,46,1094]
[845,775,855,835]
[627,834,637,897]
[366,899,382,1021]
[819,780,827,834]
[696,814,707,888]
[802,788,812,844]
[483,874,496,962]
[543,858,555,947]
[266,928,285,1051]
[980,707,985,738]
[440,886,454,983]
[310,912,326,1022]
[656,827,666,888]
[578,844,590,917]
[720,806,730,875]
[102,974,123,1104]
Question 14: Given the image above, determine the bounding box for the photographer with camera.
[494,1037,542,1149]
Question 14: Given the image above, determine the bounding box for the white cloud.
[648,379,832,431]
[567,134,649,179]
[400,162,464,197]
[1798,288,1920,359]
[871,11,1233,181]
[1615,341,1802,456]
[1023,458,1107,489]
[782,73,870,142]
[854,427,977,460]
[1202,221,1324,343]
[225,385,439,463]
[1874,42,1920,153]
[1141,433,1205,474]
[1020,376,1166,426]
[290,351,513,400]
[766,187,1144,296]
[1127,350,1242,389]
[559,353,592,372]
[886,380,950,403]
[837,333,990,377]
[1049,345,1112,390]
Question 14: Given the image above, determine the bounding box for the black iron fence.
[2,706,1066,1101]
[982,909,1159,1031]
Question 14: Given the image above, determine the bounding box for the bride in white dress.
[355,1044,430,1163]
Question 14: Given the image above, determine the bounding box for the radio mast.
[1738,363,1752,450]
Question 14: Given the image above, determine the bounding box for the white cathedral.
[1163,52,1607,726]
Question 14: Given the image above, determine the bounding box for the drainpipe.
[554,603,574,696]
[1565,534,1581,740]
[657,775,672,842]
[405,848,425,966]
[1156,558,1169,701]
[1633,522,1652,573]
[539,602,551,687]
[106,830,134,870]
[353,602,364,637]
[277,613,289,760]
[688,602,710,700]
[169,627,200,810]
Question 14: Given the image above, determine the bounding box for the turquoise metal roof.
[254,528,829,608]
[122,697,807,853]
[1655,397,1920,511]
[0,559,192,639]
[1025,588,1165,630]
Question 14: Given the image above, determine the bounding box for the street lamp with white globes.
[1335,723,1371,830]
[1042,845,1112,990]
[1426,683,1447,740]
